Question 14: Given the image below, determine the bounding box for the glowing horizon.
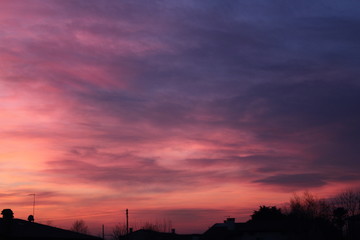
[1,0,360,235]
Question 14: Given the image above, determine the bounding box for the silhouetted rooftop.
[0,218,102,240]
[125,229,200,240]
[202,220,290,240]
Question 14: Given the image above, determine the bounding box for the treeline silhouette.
[69,189,360,240]
[248,190,360,240]
[70,218,173,239]
[111,219,173,239]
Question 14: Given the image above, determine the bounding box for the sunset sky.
[1,0,360,235]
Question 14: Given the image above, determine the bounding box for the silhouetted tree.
[70,219,89,234]
[333,207,347,230]
[111,223,127,240]
[289,191,332,220]
[333,189,360,217]
[140,219,173,232]
[160,219,173,233]
[27,215,34,222]
[1,209,14,219]
[250,206,284,222]
[287,192,338,240]
[141,221,161,232]
[141,219,172,232]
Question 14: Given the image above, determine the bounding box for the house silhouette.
[123,229,200,240]
[0,209,102,240]
[202,218,289,240]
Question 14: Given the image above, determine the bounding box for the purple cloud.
[253,173,327,189]
[2,0,360,233]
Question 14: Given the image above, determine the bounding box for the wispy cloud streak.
[1,0,360,233]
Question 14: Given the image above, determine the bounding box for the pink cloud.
[1,0,360,235]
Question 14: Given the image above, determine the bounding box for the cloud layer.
[1,0,360,234]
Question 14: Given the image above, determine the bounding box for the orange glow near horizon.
[1,0,360,235]
[1,97,359,234]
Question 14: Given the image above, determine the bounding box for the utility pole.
[102,224,105,239]
[126,209,129,234]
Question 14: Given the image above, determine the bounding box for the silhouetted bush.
[70,219,89,234]
[111,223,127,240]
[286,192,339,240]
[333,189,360,217]
[1,209,14,219]
[250,205,285,222]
